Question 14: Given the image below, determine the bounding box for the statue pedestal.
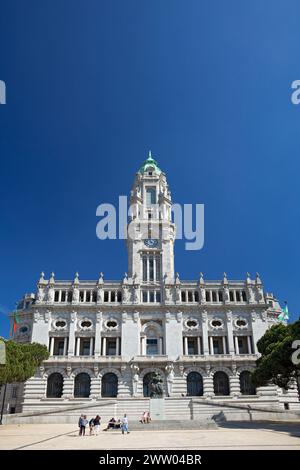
[149,398,165,421]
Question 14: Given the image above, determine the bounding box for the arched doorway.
[213,371,230,396]
[240,371,256,395]
[74,372,91,398]
[143,372,156,397]
[187,372,203,396]
[46,373,63,398]
[101,373,118,397]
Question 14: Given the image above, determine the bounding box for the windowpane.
[143,257,147,281]
[146,187,156,206]
[149,257,154,281]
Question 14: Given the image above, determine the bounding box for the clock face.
[144,238,158,248]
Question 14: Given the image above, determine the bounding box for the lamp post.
[0,383,7,425]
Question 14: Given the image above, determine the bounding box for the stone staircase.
[3,396,300,425]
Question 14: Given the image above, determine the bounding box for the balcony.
[178,353,259,363]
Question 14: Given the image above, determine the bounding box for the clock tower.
[127,152,176,284]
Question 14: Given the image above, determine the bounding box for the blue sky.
[0,1,300,338]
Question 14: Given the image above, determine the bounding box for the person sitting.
[114,419,121,429]
[145,411,151,424]
[104,417,116,430]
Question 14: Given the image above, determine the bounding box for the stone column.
[247,336,252,354]
[102,337,106,356]
[184,336,188,355]
[116,337,120,356]
[222,336,227,354]
[209,336,214,355]
[50,337,54,356]
[197,336,201,355]
[76,337,80,356]
[201,311,209,355]
[229,372,240,397]
[90,337,94,356]
[234,336,239,354]
[63,337,68,356]
[226,310,235,354]
[203,367,214,397]
[62,369,74,399]
[94,311,102,357]
[68,311,76,357]
[90,367,101,399]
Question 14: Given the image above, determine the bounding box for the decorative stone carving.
[133,285,140,304]
[122,285,130,304]
[33,311,40,323]
[165,364,175,396]
[97,286,103,303]
[47,287,54,303]
[133,311,139,323]
[131,364,139,396]
[72,286,79,303]
[200,286,206,304]
[36,286,45,303]
[176,311,182,323]
[226,310,232,322]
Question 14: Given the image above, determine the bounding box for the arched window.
[101,373,118,397]
[46,373,63,398]
[213,371,230,396]
[144,324,163,355]
[74,373,91,398]
[187,372,203,396]
[240,371,256,395]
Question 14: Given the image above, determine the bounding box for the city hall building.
[3,154,300,418]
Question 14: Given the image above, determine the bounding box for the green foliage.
[0,340,49,387]
[252,319,300,390]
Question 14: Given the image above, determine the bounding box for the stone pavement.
[0,422,300,450]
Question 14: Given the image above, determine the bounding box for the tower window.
[146,187,156,206]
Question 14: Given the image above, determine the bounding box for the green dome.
[139,151,162,175]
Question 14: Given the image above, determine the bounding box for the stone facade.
[3,153,300,415]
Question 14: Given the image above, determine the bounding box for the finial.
[49,272,55,283]
[74,272,79,284]
[98,272,104,284]
[39,271,45,282]
[256,272,262,284]
[148,150,152,159]
[246,272,251,283]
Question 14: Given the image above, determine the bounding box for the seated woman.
[105,417,116,430]
[145,411,151,424]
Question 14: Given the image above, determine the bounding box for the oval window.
[236,319,247,327]
[187,320,197,328]
[81,320,92,328]
[19,326,28,333]
[55,320,66,328]
[211,320,222,328]
[107,320,117,328]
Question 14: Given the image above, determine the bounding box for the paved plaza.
[0,422,300,450]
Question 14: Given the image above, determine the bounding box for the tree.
[0,340,49,386]
[251,319,300,390]
[0,340,49,423]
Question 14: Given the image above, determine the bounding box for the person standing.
[94,415,101,435]
[89,417,95,435]
[121,414,129,434]
[79,415,88,436]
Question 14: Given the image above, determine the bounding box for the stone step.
[106,420,217,431]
